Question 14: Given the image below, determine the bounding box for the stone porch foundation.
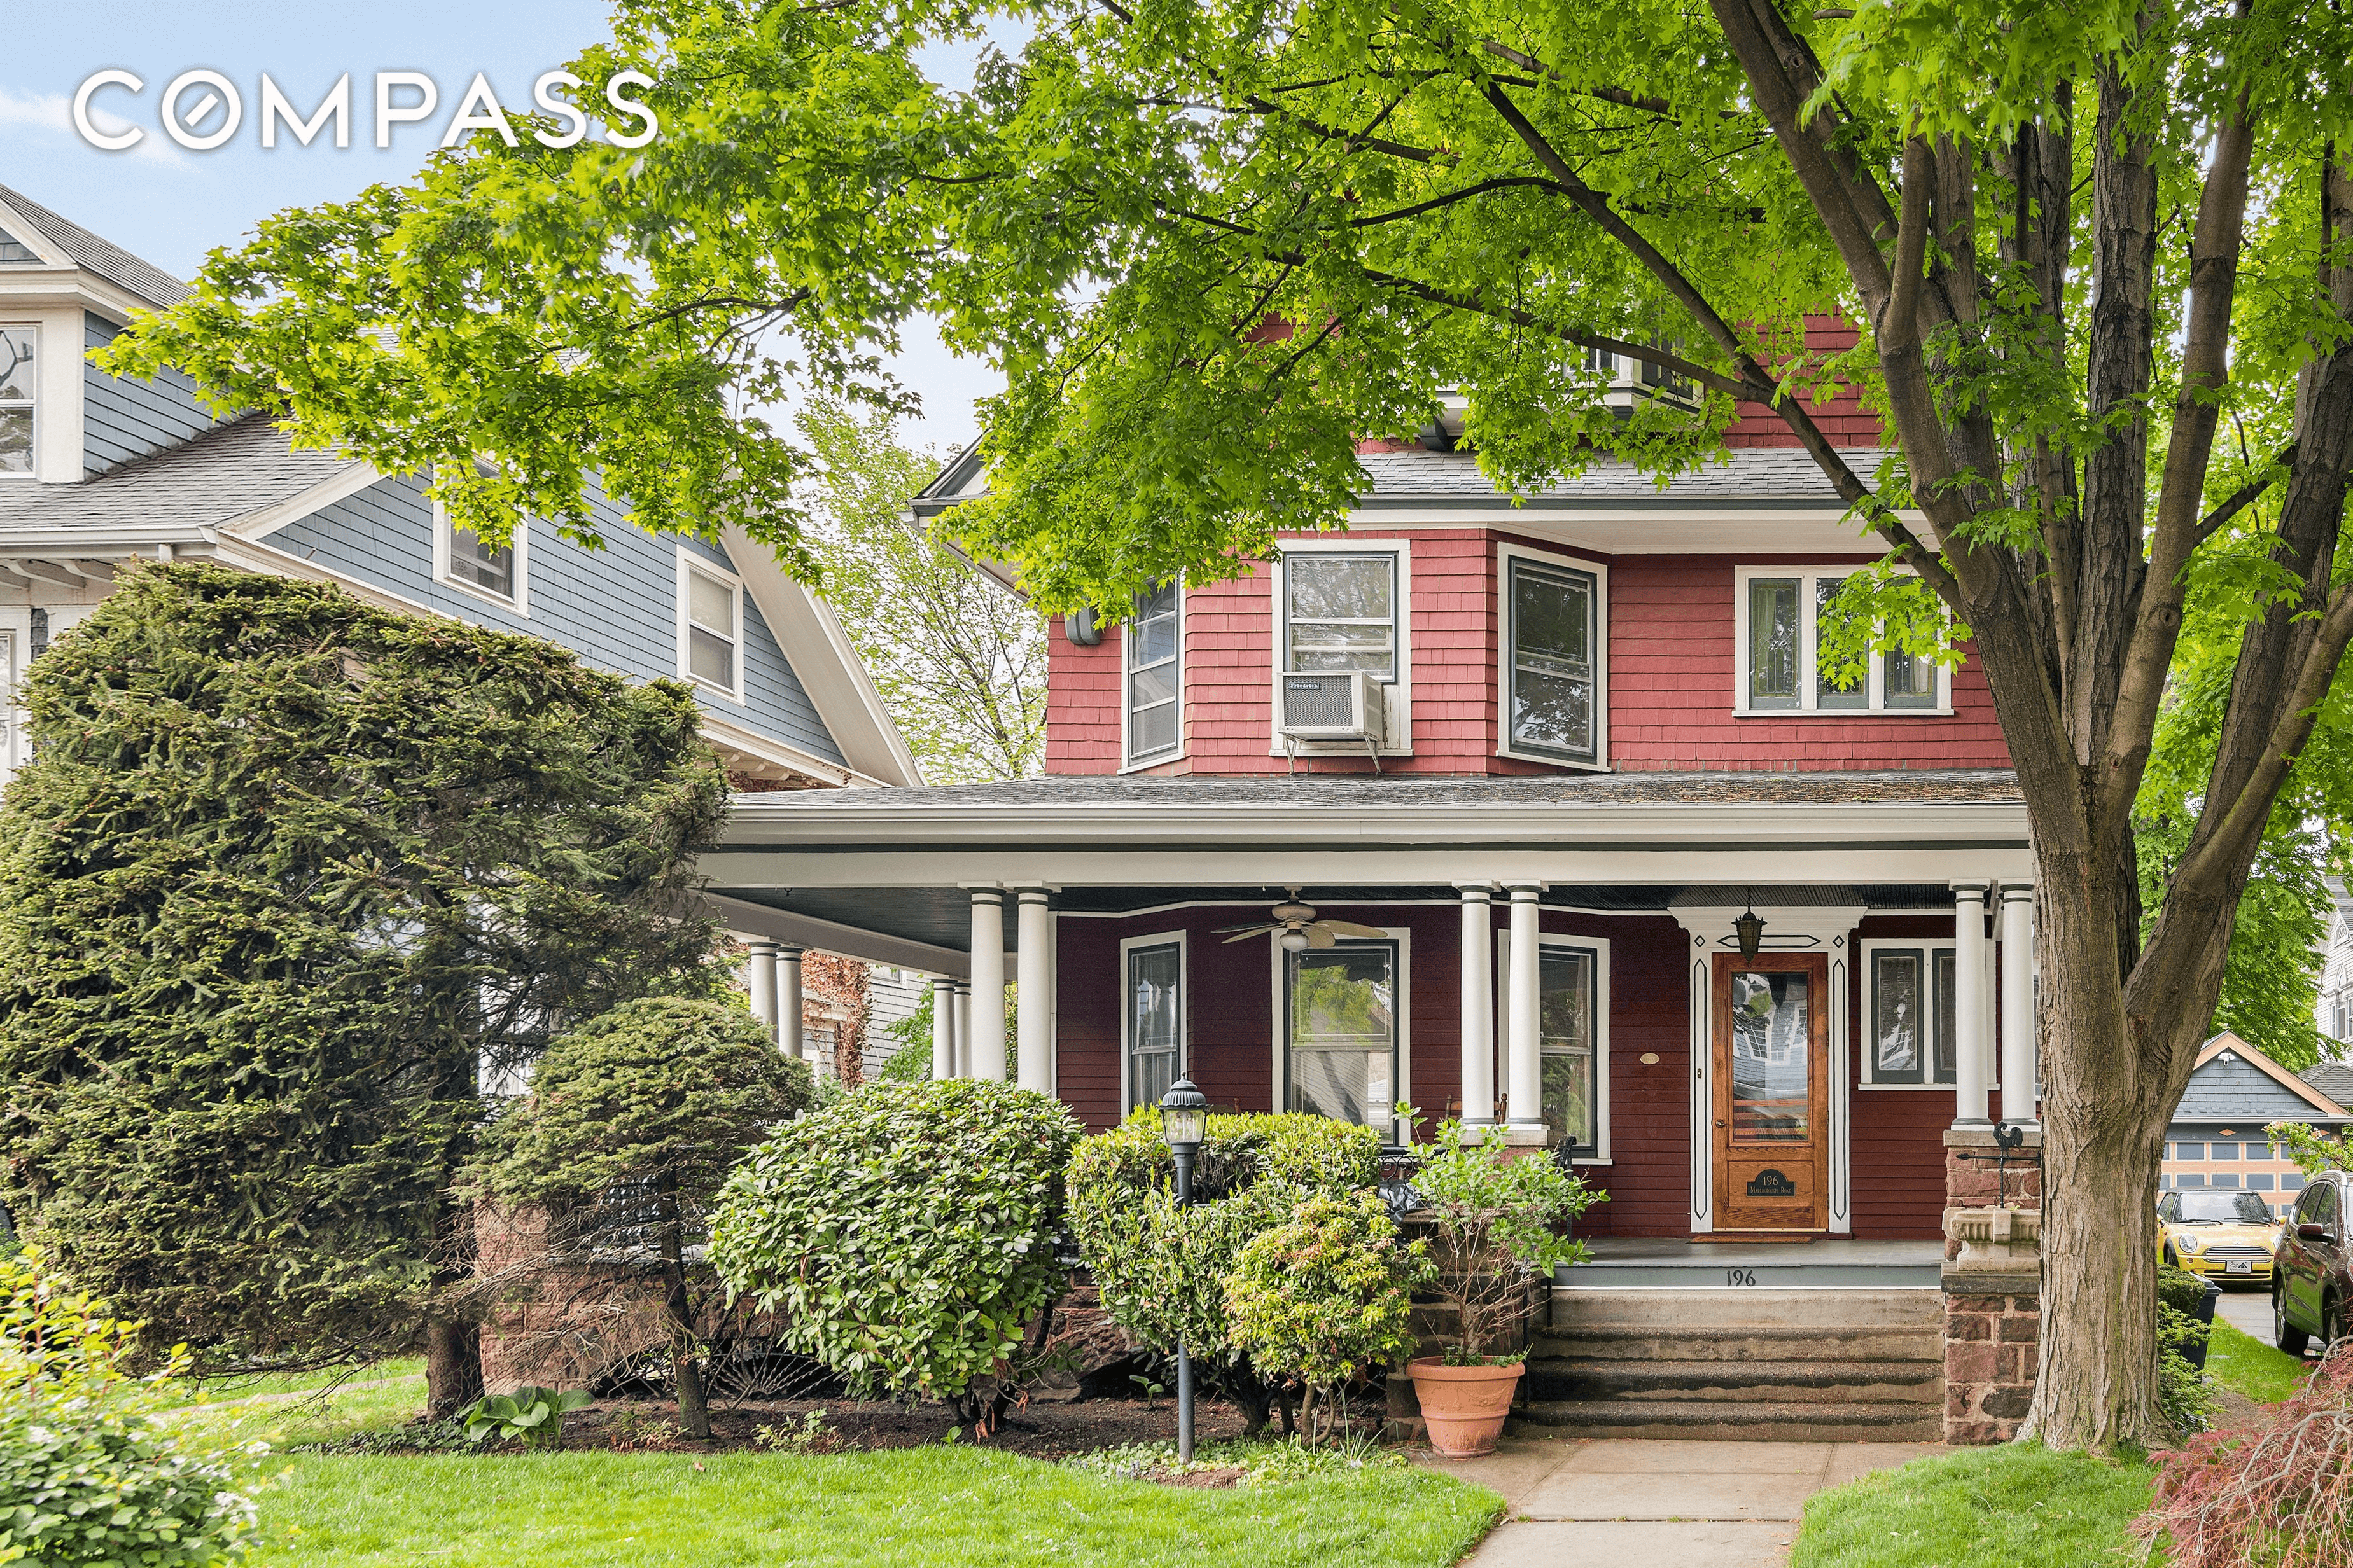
[1940,1125,2044,1444]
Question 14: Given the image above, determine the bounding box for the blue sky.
[0,2,995,453]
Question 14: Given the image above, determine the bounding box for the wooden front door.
[1710,952,1831,1233]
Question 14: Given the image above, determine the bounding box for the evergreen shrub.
[707,1079,1080,1409]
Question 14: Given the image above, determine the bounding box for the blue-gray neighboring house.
[0,181,918,801]
[2161,1031,2352,1214]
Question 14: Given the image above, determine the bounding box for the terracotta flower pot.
[1407,1357,1523,1458]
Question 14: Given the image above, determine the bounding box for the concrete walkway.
[2213,1283,2273,1342]
[1416,1437,1945,1567]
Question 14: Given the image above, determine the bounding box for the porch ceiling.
[710,880,1960,957]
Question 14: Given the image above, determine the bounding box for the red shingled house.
[702,324,2037,1434]
[701,326,2051,1439]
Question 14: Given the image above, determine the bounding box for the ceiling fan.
[1215,890,1388,951]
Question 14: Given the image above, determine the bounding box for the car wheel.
[2162,1244,2177,1269]
[2326,1298,2347,1355]
[2276,1287,2310,1356]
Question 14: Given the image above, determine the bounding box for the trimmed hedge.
[708,1079,1080,1406]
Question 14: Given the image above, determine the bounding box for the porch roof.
[700,769,2029,971]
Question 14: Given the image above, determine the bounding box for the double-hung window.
[436,510,517,601]
[1284,553,1397,678]
[1539,942,1604,1156]
[1505,555,1600,764]
[678,550,744,700]
[1285,939,1398,1130]
[1122,934,1185,1114]
[1125,580,1180,765]
[1738,567,1946,714]
[0,325,35,478]
[1863,942,1959,1086]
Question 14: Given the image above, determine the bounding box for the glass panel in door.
[1728,969,1809,1142]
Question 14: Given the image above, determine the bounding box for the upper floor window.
[1285,553,1396,679]
[678,550,744,700]
[1505,555,1600,765]
[435,511,517,601]
[0,326,35,478]
[1125,580,1180,766]
[1736,566,1948,715]
[1863,941,1959,1087]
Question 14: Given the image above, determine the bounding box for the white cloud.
[0,85,189,169]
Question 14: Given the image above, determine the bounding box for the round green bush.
[1225,1190,1430,1440]
[468,996,814,1212]
[1065,1110,1380,1429]
[0,1251,261,1566]
[706,1079,1080,1403]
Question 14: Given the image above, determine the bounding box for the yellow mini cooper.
[2158,1189,2287,1283]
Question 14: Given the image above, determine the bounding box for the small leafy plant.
[751,1410,842,1455]
[602,1407,683,1451]
[459,1386,591,1448]
[1406,1118,1600,1363]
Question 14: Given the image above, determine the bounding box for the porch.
[702,770,2040,1244]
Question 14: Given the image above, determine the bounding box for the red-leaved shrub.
[2133,1342,2353,1567]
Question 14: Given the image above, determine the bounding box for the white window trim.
[1731,564,1953,717]
[1118,929,1188,1116]
[674,545,746,704]
[1267,924,1413,1141]
[1496,929,1614,1163]
[1858,936,2004,1090]
[1495,541,1610,772]
[1268,539,1414,756]
[0,321,37,482]
[429,496,530,615]
[1119,583,1184,773]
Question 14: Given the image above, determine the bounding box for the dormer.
[0,182,214,487]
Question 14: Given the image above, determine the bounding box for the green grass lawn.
[242,1447,1502,1567]
[157,1357,426,1412]
[1791,1442,2156,1568]
[166,1366,429,1450]
[2205,1319,2310,1405]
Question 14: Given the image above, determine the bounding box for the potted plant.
[1403,1120,1597,1457]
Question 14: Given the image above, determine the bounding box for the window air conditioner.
[1280,670,1386,745]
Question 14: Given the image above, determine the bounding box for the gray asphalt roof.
[0,182,190,309]
[748,768,2023,811]
[0,412,358,549]
[2303,1059,2353,1110]
[1352,446,1880,504]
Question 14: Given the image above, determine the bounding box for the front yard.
[244,1448,1500,1567]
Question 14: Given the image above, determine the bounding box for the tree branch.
[1348,176,1570,226]
[2192,441,2298,546]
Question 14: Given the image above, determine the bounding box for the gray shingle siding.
[2175,1055,2336,1122]
[83,314,219,476]
[266,473,844,765]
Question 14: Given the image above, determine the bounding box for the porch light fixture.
[1157,1076,1210,1460]
[1733,899,1766,964]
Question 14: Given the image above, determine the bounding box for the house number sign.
[1745,1169,1798,1197]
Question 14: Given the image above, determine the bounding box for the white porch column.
[968,889,1007,1080]
[1999,884,2037,1125]
[777,944,806,1062]
[744,940,779,1043]
[930,976,955,1080]
[1504,883,1545,1134]
[951,980,973,1078]
[1457,885,1496,1127]
[1016,891,1052,1093]
[1952,884,1992,1127]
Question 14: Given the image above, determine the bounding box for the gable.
[2179,1051,2345,1123]
[0,227,38,264]
[262,473,848,770]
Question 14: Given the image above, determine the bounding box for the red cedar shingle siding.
[1042,538,2012,777]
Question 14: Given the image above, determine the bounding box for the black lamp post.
[1157,1075,1210,1462]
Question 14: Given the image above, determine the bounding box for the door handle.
[1714,1119,1728,1128]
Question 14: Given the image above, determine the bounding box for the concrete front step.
[1528,1357,1943,1406]
[1552,1286,1944,1333]
[1567,1259,1945,1289]
[1533,1325,1943,1363]
[1514,1398,1945,1443]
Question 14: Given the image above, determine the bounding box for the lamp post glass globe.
[1157,1076,1210,1151]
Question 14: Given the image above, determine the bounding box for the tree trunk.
[425,1316,483,1420]
[657,1185,711,1441]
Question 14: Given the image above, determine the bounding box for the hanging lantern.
[1733,901,1766,964]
